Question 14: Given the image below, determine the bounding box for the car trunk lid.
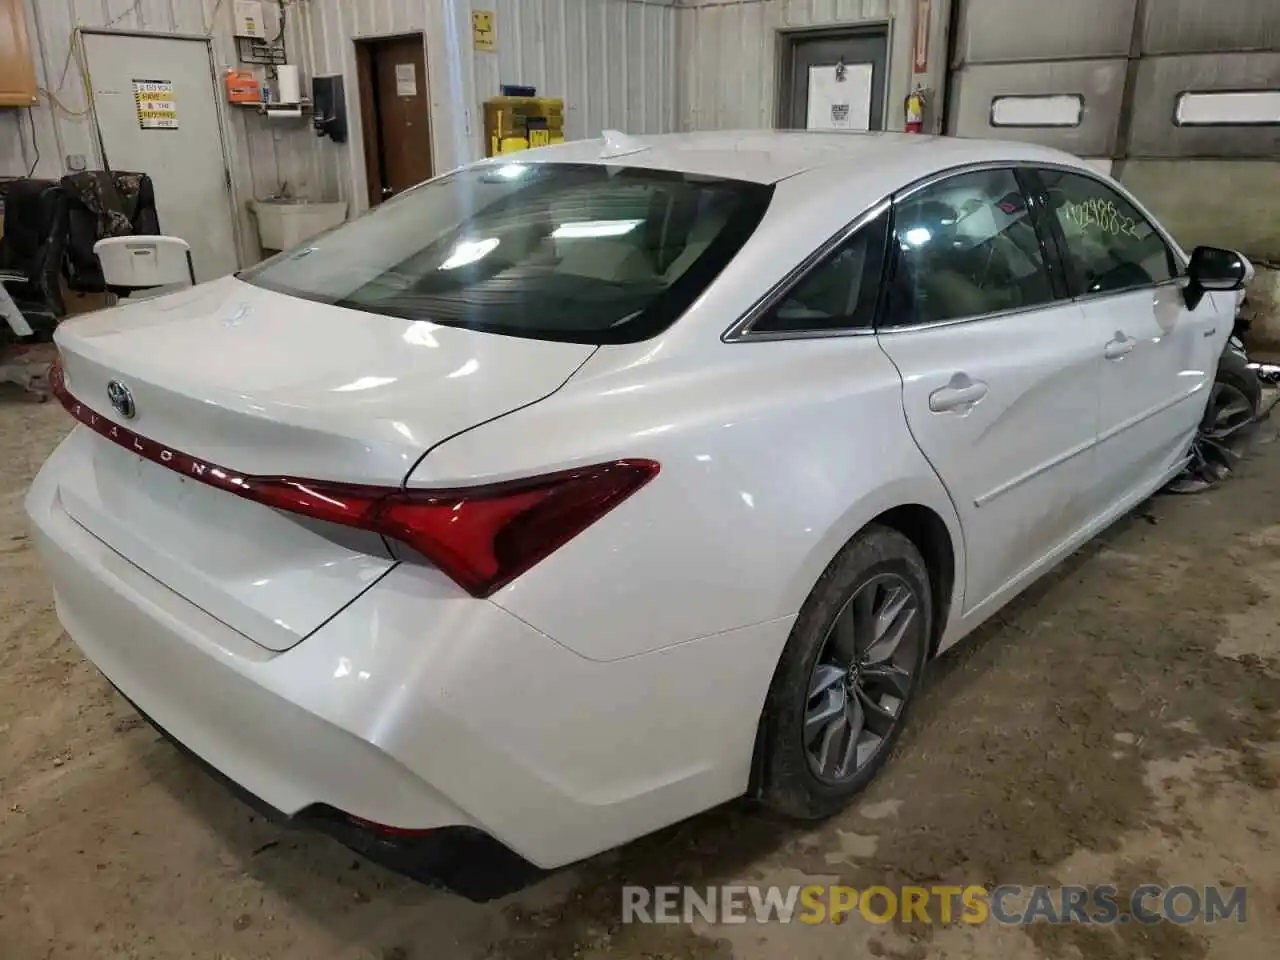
[51,277,595,650]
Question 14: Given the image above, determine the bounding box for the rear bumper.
[115,683,544,900]
[26,434,792,871]
[26,452,475,831]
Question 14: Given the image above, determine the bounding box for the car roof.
[475,130,1085,185]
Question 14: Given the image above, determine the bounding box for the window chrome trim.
[878,297,1081,335]
[721,158,1190,343]
[1073,275,1186,306]
[722,199,890,343]
[891,160,1024,203]
[893,159,1186,270]
[881,161,1191,331]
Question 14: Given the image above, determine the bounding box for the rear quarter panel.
[413,337,964,662]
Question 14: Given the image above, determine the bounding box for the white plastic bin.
[250,200,348,251]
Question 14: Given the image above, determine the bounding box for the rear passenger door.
[874,167,1108,617]
[1029,167,1210,511]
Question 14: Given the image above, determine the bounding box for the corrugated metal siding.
[946,0,1131,163]
[237,0,340,203]
[3,0,331,261]
[1140,0,1280,55]
[679,0,893,131]
[471,0,678,140]
[3,0,226,179]
[6,0,681,236]
[952,0,1134,64]
[297,0,679,212]
[1128,52,1280,159]
[948,59,1126,155]
[944,0,1280,162]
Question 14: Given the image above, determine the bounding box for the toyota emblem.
[106,379,136,420]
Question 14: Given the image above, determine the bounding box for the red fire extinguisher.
[905,86,926,134]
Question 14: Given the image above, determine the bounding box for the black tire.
[758,524,932,820]
[1214,347,1262,422]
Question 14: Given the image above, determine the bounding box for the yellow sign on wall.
[133,78,178,129]
[472,10,495,51]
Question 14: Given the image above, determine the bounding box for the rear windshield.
[241,162,773,344]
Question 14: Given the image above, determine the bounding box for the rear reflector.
[50,359,659,597]
[345,815,437,837]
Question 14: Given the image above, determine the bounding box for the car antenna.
[600,129,650,159]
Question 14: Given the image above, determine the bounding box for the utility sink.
[250,200,348,252]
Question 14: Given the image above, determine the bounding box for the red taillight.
[242,461,659,596]
[51,362,658,597]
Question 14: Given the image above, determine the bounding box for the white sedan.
[27,131,1250,897]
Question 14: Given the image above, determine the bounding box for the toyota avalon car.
[27,130,1250,898]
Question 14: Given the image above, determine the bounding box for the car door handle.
[1104,333,1136,360]
[928,375,989,413]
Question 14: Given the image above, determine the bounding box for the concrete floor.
[1,392,1278,960]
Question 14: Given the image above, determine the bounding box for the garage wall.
[946,0,1133,172]
[1119,0,1280,259]
[678,0,950,134]
[4,0,679,258]
[297,0,679,215]
[1,0,241,181]
[1,0,277,265]
[471,0,680,141]
[946,0,1280,259]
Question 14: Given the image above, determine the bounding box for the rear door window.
[882,168,1058,328]
[240,163,773,344]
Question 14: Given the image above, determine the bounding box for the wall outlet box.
[66,154,88,172]
[233,0,267,39]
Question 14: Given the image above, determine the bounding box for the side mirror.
[1184,245,1247,309]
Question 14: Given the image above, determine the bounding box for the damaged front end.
[1166,334,1273,494]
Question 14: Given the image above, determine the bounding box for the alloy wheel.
[1167,377,1258,494]
[803,573,922,783]
[1202,381,1254,440]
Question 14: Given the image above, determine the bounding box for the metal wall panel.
[3,0,269,266]
[1140,0,1280,55]
[953,0,1135,65]
[7,1,680,222]
[470,0,679,140]
[679,0,897,131]
[681,0,777,129]
[298,0,678,212]
[947,60,1127,155]
[772,0,894,28]
[1127,53,1280,158]
[3,0,228,180]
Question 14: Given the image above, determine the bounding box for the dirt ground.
[1,385,1278,960]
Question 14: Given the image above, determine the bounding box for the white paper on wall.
[805,64,873,131]
[395,63,418,97]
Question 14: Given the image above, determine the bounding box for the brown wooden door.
[358,35,434,206]
[0,0,39,107]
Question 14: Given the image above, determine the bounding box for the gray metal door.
[784,32,888,132]
[82,32,239,281]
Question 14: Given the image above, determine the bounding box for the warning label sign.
[133,79,178,129]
